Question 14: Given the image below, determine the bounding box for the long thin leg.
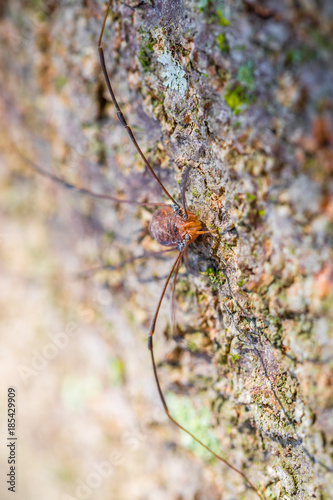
[148,249,185,340]
[147,248,263,500]
[98,0,179,207]
[180,165,192,218]
[170,249,183,335]
[79,247,177,277]
[23,152,167,207]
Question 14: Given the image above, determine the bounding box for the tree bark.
[1,0,333,499]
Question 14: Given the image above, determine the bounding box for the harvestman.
[25,1,263,498]
[99,3,262,496]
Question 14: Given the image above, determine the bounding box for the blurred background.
[1,1,333,499]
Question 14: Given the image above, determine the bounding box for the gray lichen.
[157,49,187,96]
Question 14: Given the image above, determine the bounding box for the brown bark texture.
[0,1,333,499]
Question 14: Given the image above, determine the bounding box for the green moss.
[191,186,199,198]
[139,47,152,70]
[206,267,225,287]
[187,340,198,352]
[216,8,230,26]
[225,62,257,113]
[216,33,229,52]
[225,86,244,113]
[166,393,221,461]
[225,84,255,114]
[197,1,231,27]
[138,31,155,71]
[246,192,257,202]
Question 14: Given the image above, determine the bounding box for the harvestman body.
[25,1,263,498]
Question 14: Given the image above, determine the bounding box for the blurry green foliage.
[167,393,221,461]
[216,33,229,52]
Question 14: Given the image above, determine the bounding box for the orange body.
[148,206,202,248]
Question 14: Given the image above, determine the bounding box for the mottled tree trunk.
[1,1,333,499]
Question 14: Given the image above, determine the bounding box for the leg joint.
[117,112,127,127]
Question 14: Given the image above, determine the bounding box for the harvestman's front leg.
[97,0,179,207]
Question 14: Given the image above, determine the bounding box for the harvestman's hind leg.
[170,251,183,336]
[79,247,177,278]
[170,167,195,332]
[147,247,263,500]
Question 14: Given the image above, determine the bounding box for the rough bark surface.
[1,1,333,499]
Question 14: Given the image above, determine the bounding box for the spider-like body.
[149,206,202,249]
